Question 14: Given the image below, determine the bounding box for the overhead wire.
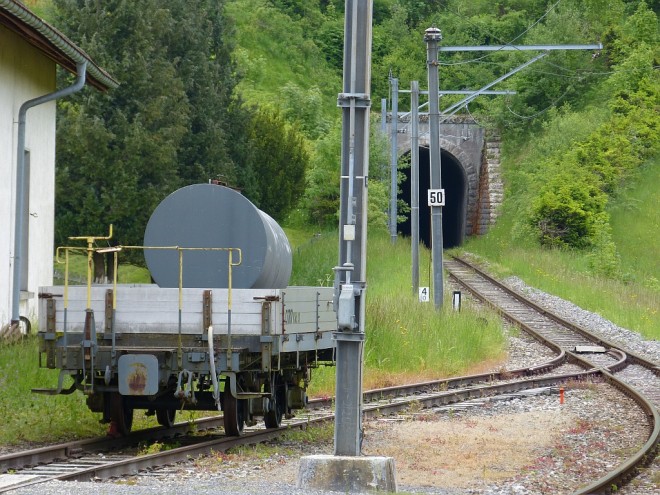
[434,1,617,124]
[394,2,654,126]
[504,63,659,121]
[439,0,563,66]
[505,82,577,121]
[438,0,607,82]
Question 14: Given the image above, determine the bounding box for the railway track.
[446,255,660,494]
[2,257,657,494]
[0,361,604,493]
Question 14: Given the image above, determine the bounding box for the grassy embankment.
[292,227,507,394]
[1,227,506,444]
[225,0,340,118]
[463,153,659,340]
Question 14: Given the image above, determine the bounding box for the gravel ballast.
[8,279,659,495]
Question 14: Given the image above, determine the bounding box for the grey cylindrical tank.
[143,184,292,289]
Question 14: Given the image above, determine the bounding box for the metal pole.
[410,81,420,296]
[389,76,398,244]
[380,97,387,134]
[425,27,443,309]
[333,0,372,457]
[11,62,87,326]
[442,52,549,117]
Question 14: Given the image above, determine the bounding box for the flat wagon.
[35,184,337,436]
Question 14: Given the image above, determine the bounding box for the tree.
[303,116,389,228]
[53,0,244,252]
[241,108,309,221]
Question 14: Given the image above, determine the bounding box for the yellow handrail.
[56,234,242,370]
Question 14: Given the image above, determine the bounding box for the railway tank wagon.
[35,183,337,436]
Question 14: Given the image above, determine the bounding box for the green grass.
[53,253,151,285]
[294,227,507,395]
[608,156,660,290]
[12,226,506,445]
[0,337,210,445]
[225,0,340,117]
[462,154,660,341]
[0,338,106,444]
[462,241,658,340]
[364,230,506,385]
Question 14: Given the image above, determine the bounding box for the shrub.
[531,170,608,248]
[586,216,621,277]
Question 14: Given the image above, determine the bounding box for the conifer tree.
[53,0,243,249]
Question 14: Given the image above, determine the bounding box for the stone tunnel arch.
[399,146,469,248]
[386,115,503,246]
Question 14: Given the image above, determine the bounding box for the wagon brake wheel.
[110,392,134,436]
[156,408,177,427]
[223,390,246,436]
[263,374,286,429]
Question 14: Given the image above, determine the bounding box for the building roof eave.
[0,0,118,91]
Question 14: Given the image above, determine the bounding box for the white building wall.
[0,25,57,326]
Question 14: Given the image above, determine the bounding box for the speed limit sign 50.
[427,189,445,206]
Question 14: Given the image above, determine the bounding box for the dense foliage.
[48,0,658,273]
[256,0,658,250]
[523,2,659,254]
[52,0,309,250]
[240,108,308,220]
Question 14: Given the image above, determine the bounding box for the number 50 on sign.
[427,189,445,206]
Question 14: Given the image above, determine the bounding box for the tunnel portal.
[398,147,468,249]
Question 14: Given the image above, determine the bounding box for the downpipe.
[10,62,88,328]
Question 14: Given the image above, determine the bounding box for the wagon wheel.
[223,391,246,436]
[109,392,134,436]
[264,374,286,429]
[156,408,177,427]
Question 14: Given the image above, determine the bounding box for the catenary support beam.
[333,0,372,457]
[425,27,444,310]
[410,80,420,296]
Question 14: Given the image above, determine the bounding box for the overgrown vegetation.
[528,6,658,250]
[10,0,658,443]
[34,0,658,264]
[4,225,504,444]
[50,0,312,259]
[0,337,106,443]
[228,0,658,262]
[293,228,507,395]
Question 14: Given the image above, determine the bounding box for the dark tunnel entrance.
[399,147,468,248]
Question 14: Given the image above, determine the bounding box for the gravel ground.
[7,279,659,495]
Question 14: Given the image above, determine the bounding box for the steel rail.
[576,369,660,494]
[446,255,659,494]
[362,370,600,418]
[3,255,657,493]
[7,355,572,479]
[447,256,659,374]
[1,367,602,491]
[0,415,223,474]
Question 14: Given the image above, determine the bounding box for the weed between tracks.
[193,422,334,471]
[138,440,181,456]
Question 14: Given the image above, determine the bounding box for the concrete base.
[298,454,397,493]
